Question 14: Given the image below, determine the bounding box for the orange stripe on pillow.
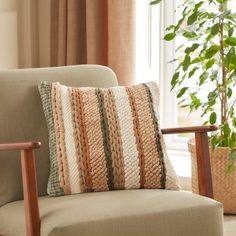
[128,84,162,189]
[70,88,93,192]
[126,87,145,188]
[81,88,109,192]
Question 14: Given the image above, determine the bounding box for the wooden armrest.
[0,141,41,236]
[161,125,218,134]
[0,142,41,151]
[162,125,216,199]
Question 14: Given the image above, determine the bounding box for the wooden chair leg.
[195,132,213,198]
[21,149,40,236]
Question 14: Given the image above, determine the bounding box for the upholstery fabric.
[0,190,223,236]
[38,82,179,196]
[0,65,118,207]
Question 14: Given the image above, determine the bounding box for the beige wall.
[0,0,51,69]
[0,0,18,69]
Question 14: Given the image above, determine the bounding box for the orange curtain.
[51,0,136,85]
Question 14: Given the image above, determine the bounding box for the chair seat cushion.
[0,190,223,236]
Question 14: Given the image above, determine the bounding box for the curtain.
[51,0,136,85]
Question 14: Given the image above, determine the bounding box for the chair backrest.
[0,65,118,207]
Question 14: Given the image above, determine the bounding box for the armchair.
[0,65,223,236]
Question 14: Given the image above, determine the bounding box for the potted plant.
[151,0,236,213]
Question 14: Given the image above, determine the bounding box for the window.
[135,1,160,85]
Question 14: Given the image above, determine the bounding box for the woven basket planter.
[188,139,236,214]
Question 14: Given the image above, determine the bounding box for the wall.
[0,0,51,70]
[0,0,18,69]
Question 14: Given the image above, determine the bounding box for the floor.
[224,215,236,236]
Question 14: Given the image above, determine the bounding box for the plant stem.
[219,18,227,129]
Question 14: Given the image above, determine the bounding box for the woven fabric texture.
[189,139,236,214]
[39,82,180,196]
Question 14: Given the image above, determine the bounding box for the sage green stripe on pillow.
[38,82,64,196]
[96,89,114,190]
[146,82,180,190]
[144,83,166,189]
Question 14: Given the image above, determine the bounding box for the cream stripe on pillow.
[60,85,81,193]
[112,87,140,189]
[146,82,180,190]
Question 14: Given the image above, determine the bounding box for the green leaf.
[182,55,191,71]
[187,11,198,25]
[209,112,217,124]
[189,67,198,77]
[227,87,232,98]
[190,93,201,110]
[208,91,216,100]
[191,57,204,64]
[228,149,236,161]
[185,43,199,54]
[228,27,234,37]
[205,59,215,69]
[171,72,180,89]
[150,0,162,5]
[177,87,188,98]
[166,25,175,31]
[193,1,203,12]
[208,90,217,104]
[233,118,236,128]
[209,70,218,82]
[216,0,227,3]
[230,55,236,66]
[205,45,220,59]
[211,23,220,36]
[225,37,236,46]
[183,31,197,39]
[164,32,176,41]
[227,162,235,175]
[223,123,231,137]
[199,72,208,85]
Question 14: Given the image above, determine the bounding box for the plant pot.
[188,139,236,214]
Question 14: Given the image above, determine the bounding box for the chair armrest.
[0,141,41,150]
[0,141,41,236]
[161,125,217,199]
[161,125,218,134]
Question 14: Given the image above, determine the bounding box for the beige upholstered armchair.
[0,65,222,236]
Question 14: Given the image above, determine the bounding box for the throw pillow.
[38,81,180,196]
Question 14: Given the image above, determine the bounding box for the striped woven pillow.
[39,82,179,196]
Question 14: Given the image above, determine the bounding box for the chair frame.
[0,125,218,236]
